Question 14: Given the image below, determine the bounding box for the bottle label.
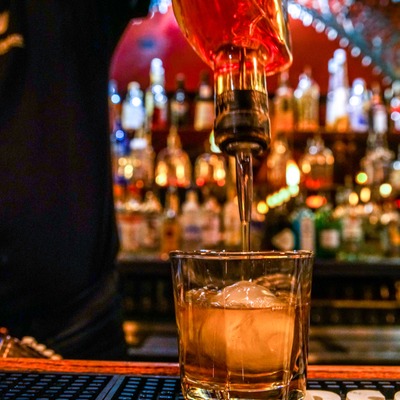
[300,216,315,251]
[194,101,214,131]
[117,213,143,251]
[202,214,220,245]
[342,215,362,241]
[320,229,340,249]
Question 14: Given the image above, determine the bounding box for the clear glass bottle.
[121,81,146,140]
[348,78,370,133]
[265,133,293,191]
[222,186,242,250]
[299,135,335,191]
[180,189,203,251]
[370,81,388,135]
[128,125,155,197]
[201,192,222,249]
[138,191,163,255]
[110,117,131,209]
[193,70,214,131]
[272,70,295,139]
[389,145,400,196]
[325,49,350,133]
[170,73,190,128]
[361,128,394,187]
[108,79,121,132]
[335,178,363,261]
[160,187,181,258]
[389,80,400,134]
[145,58,168,131]
[117,193,144,253]
[154,125,192,188]
[294,66,320,132]
[194,135,227,188]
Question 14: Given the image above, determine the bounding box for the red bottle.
[172,0,292,155]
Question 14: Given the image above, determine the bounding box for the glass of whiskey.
[170,250,314,400]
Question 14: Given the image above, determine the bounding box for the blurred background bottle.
[180,190,203,251]
[348,78,370,133]
[170,73,190,128]
[325,49,350,133]
[154,125,192,189]
[193,70,214,131]
[299,135,335,191]
[272,70,295,140]
[294,65,320,132]
[145,58,168,131]
[121,81,146,140]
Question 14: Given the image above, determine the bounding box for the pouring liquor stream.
[172,0,293,251]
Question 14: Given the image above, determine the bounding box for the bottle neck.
[213,46,271,156]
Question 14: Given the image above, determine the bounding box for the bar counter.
[0,358,399,380]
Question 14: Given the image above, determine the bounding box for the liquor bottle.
[128,125,155,197]
[110,117,131,209]
[201,192,222,249]
[121,81,146,140]
[325,49,350,133]
[272,70,295,139]
[370,81,387,135]
[299,135,335,191]
[389,80,400,134]
[194,136,227,188]
[170,73,190,128]
[315,197,341,259]
[145,58,168,131]
[160,187,181,258]
[117,193,144,253]
[360,126,394,187]
[180,189,203,251]
[348,78,370,133]
[264,133,293,192]
[193,70,214,131]
[325,58,337,131]
[154,125,192,188]
[172,0,292,155]
[262,203,295,251]
[291,193,316,252]
[138,191,163,255]
[389,145,400,199]
[108,79,122,133]
[222,186,241,250]
[335,178,363,261]
[294,66,320,132]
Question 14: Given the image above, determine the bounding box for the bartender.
[0,0,150,360]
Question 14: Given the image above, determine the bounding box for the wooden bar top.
[0,359,399,380]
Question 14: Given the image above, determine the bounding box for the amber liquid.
[172,0,292,75]
[177,298,308,400]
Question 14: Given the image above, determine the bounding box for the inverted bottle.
[172,0,292,156]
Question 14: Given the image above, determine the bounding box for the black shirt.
[0,1,148,339]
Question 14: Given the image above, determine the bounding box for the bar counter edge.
[0,359,399,380]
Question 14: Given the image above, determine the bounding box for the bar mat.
[0,371,399,399]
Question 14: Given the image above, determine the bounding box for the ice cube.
[198,281,295,372]
[210,280,281,308]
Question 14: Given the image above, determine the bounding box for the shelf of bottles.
[109,51,400,264]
